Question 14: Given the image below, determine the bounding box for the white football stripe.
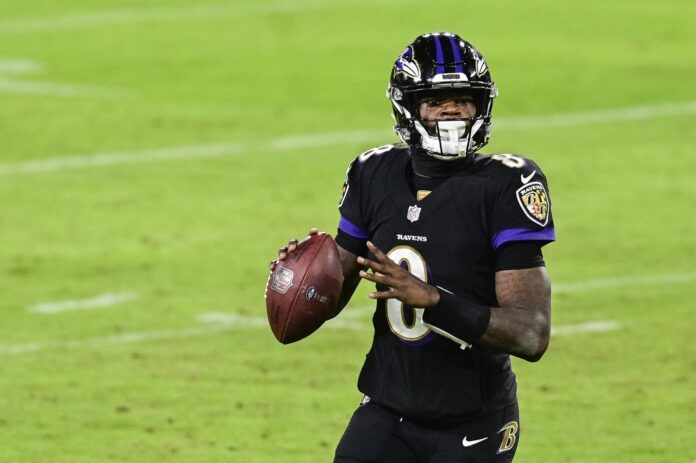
[29,292,139,314]
[1,101,694,176]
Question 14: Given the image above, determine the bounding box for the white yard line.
[265,129,384,151]
[0,0,419,35]
[554,271,696,293]
[0,325,233,355]
[15,265,696,355]
[551,321,620,336]
[495,101,696,130]
[28,292,139,314]
[0,315,619,356]
[0,142,246,175]
[0,311,364,356]
[342,269,696,315]
[196,312,268,327]
[0,130,381,176]
[0,57,43,73]
[0,78,133,98]
[1,101,694,177]
[0,56,133,98]
[197,311,366,330]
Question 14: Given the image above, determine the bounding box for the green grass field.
[1,1,695,461]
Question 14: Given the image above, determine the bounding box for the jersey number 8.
[491,153,525,168]
[385,247,431,341]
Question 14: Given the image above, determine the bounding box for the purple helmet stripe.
[433,35,445,74]
[448,35,463,72]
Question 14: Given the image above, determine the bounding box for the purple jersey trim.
[339,216,369,239]
[492,227,556,250]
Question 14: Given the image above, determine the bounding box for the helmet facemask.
[413,118,483,160]
[390,85,494,161]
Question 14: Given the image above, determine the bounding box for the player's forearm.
[423,266,551,361]
[485,267,552,361]
[424,292,550,361]
[480,306,550,362]
[334,245,362,313]
[336,274,360,312]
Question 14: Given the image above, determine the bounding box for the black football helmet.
[387,32,498,160]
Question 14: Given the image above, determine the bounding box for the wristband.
[422,288,491,345]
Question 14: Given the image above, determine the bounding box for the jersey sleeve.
[337,157,370,238]
[494,241,546,271]
[335,154,371,256]
[488,159,556,252]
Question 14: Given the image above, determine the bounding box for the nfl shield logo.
[406,205,421,223]
[271,267,294,294]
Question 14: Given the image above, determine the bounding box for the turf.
[0,1,694,461]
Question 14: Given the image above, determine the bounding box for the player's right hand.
[269,228,319,271]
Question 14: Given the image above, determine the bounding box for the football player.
[271,32,555,462]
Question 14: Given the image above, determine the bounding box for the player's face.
[418,92,477,134]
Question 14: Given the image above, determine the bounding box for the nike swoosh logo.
[462,436,488,447]
[521,170,536,184]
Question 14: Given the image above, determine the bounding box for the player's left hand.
[358,241,440,307]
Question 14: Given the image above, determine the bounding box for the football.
[265,233,344,344]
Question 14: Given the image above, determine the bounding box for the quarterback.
[272,32,555,462]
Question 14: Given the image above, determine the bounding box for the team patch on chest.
[516,182,549,226]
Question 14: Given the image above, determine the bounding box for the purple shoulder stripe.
[339,216,369,239]
[492,227,556,250]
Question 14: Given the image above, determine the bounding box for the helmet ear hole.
[388,33,496,158]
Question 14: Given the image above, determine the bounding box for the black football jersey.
[336,144,555,426]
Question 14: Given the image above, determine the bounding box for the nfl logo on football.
[271,267,294,294]
[407,205,421,223]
